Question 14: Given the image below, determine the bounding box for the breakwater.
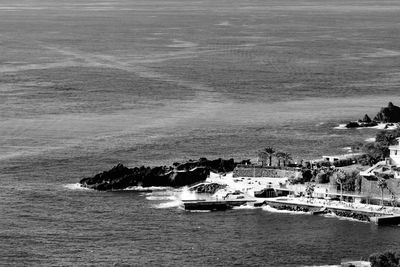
[263,199,398,224]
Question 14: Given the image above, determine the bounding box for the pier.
[182,199,255,211]
[261,198,400,225]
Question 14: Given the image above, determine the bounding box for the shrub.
[369,250,400,267]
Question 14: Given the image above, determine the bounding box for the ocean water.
[1,0,400,265]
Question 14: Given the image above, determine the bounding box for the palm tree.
[275,152,285,167]
[281,152,292,167]
[257,151,267,168]
[333,169,346,201]
[377,178,388,207]
[258,147,275,167]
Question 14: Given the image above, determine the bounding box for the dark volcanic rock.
[345,119,378,128]
[362,114,372,123]
[175,158,235,173]
[374,102,400,123]
[80,158,237,191]
[345,121,361,128]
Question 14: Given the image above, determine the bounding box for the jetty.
[182,199,255,211]
[369,215,400,226]
[259,198,400,225]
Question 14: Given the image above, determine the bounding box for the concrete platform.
[370,215,400,226]
[182,199,254,211]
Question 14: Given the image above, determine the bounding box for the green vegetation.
[333,169,346,201]
[258,147,275,167]
[377,178,388,207]
[369,250,400,267]
[257,147,293,167]
[305,183,315,197]
[362,129,400,164]
[290,167,362,194]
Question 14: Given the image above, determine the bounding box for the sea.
[1,0,400,266]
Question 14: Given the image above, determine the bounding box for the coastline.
[182,172,400,224]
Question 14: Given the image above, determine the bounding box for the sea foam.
[63,183,90,190]
[153,199,182,209]
[123,186,171,191]
[262,205,309,215]
[322,213,368,223]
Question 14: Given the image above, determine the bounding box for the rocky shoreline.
[343,102,400,129]
[80,158,237,191]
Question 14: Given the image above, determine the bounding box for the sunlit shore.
[187,172,400,218]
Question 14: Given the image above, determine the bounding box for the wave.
[146,195,177,201]
[371,123,399,130]
[216,21,231,26]
[123,186,172,192]
[334,124,347,130]
[153,200,182,209]
[302,265,340,267]
[334,122,400,131]
[322,213,368,223]
[262,205,309,215]
[63,183,90,190]
[185,210,211,213]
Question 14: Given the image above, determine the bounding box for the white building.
[321,153,364,163]
[388,137,400,166]
[360,137,400,179]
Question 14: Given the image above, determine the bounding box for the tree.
[342,171,361,192]
[377,178,388,207]
[257,151,267,167]
[369,250,400,267]
[275,152,285,167]
[258,147,275,167]
[281,152,292,167]
[302,169,313,183]
[315,170,330,184]
[333,169,346,201]
[362,129,400,163]
[305,183,315,198]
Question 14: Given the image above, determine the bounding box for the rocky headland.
[344,102,400,129]
[80,158,237,191]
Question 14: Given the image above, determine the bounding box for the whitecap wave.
[262,205,309,215]
[335,122,399,130]
[334,124,347,129]
[186,210,211,213]
[153,200,182,209]
[63,183,90,190]
[303,265,340,267]
[216,21,231,26]
[146,195,177,201]
[322,213,368,223]
[123,186,171,191]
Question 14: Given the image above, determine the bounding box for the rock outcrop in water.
[80,158,236,191]
[345,114,378,128]
[344,102,400,128]
[374,102,400,123]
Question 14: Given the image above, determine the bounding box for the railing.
[235,164,300,171]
